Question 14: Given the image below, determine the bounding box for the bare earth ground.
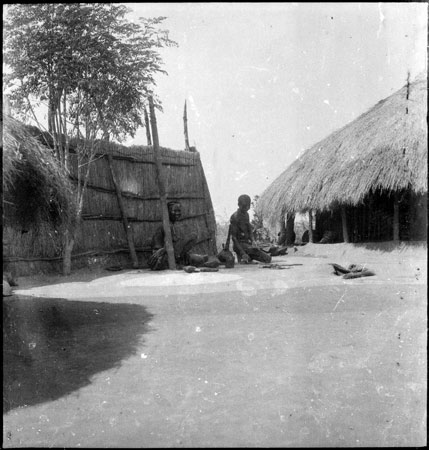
[3,242,427,448]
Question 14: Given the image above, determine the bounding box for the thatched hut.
[258,74,427,243]
[3,117,217,275]
[3,115,75,275]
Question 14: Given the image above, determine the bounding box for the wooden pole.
[393,192,400,241]
[107,154,139,268]
[149,96,176,270]
[341,206,349,243]
[278,212,287,245]
[308,210,314,243]
[183,100,190,151]
[3,94,10,116]
[144,107,152,146]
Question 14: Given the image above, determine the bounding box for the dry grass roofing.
[258,73,427,226]
[3,115,74,226]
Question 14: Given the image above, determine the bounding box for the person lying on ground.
[229,194,272,264]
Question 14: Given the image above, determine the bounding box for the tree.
[250,195,273,244]
[4,3,177,274]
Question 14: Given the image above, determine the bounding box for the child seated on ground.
[229,194,272,264]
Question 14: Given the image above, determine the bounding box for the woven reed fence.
[3,136,217,274]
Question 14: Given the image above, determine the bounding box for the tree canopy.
[3,3,177,142]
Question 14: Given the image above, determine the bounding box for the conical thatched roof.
[258,75,427,225]
[3,114,74,226]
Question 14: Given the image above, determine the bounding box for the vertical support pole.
[107,154,139,268]
[149,96,176,270]
[278,212,287,245]
[144,107,152,146]
[308,210,314,243]
[183,100,190,151]
[341,206,349,243]
[393,192,400,241]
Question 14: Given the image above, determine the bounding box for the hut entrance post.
[393,191,400,241]
[308,210,314,243]
[278,213,287,245]
[341,206,350,243]
[148,96,176,270]
[107,153,139,269]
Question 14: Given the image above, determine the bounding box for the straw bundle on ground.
[258,74,427,226]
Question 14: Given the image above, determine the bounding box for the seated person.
[229,194,272,264]
[319,230,336,244]
[148,201,212,270]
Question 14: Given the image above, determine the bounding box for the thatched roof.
[3,114,74,226]
[258,74,427,225]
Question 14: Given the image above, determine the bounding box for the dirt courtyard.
[3,242,427,448]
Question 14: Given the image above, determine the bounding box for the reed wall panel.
[81,190,121,217]
[71,143,217,261]
[74,220,129,252]
[129,222,159,248]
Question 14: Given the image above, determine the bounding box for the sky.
[3,3,427,222]
[122,2,427,222]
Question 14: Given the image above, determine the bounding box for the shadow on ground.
[352,240,427,253]
[3,296,153,414]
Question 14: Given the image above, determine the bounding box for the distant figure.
[277,230,287,246]
[319,230,335,244]
[286,228,296,246]
[148,201,210,270]
[278,214,295,246]
[301,229,309,243]
[229,194,272,264]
